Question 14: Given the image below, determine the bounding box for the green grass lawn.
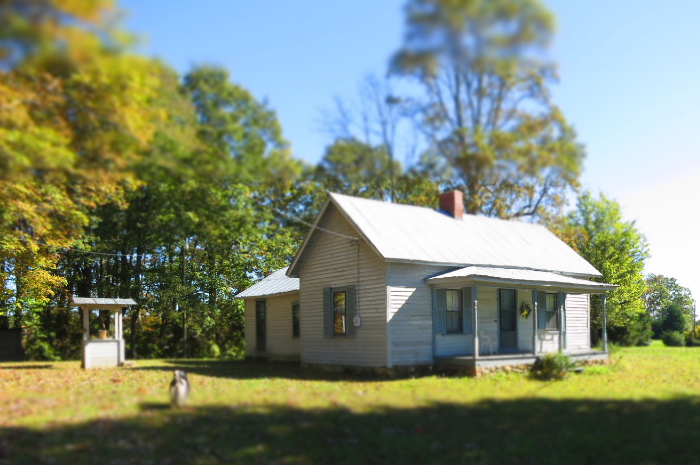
[1,343,699,464]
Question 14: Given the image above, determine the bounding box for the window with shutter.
[545,293,559,330]
[445,289,462,333]
[323,286,356,337]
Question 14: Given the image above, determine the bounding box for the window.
[445,289,462,333]
[545,293,559,330]
[333,291,346,335]
[323,286,356,338]
[434,287,473,335]
[292,302,300,338]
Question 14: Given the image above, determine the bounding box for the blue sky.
[121,0,700,305]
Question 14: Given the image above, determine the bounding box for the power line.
[261,202,360,241]
[2,196,360,258]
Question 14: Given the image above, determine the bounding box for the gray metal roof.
[72,297,137,306]
[289,193,601,278]
[236,267,299,299]
[427,266,616,293]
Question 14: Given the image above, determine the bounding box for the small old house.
[237,191,615,373]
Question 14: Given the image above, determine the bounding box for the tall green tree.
[0,0,169,336]
[390,0,584,218]
[645,274,694,335]
[553,192,649,344]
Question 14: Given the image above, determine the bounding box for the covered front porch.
[427,266,617,366]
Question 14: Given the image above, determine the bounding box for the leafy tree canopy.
[391,0,584,219]
[552,191,649,341]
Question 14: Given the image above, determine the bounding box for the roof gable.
[289,193,601,278]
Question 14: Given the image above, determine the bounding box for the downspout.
[602,292,608,353]
[472,286,479,362]
[531,290,538,356]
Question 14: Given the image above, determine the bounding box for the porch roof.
[426,266,617,293]
[235,267,299,299]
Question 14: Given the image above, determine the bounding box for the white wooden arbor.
[72,297,136,369]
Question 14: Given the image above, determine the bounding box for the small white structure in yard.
[72,297,136,369]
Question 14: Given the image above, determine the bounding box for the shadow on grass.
[132,359,405,383]
[0,364,55,370]
[140,402,171,411]
[2,396,700,465]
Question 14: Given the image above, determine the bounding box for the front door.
[499,289,517,350]
[255,300,266,352]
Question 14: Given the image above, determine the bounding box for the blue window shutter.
[323,287,332,337]
[462,287,473,334]
[434,289,447,335]
[345,285,356,337]
[538,291,547,330]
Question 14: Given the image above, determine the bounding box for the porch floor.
[434,350,608,368]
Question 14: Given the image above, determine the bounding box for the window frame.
[545,293,559,330]
[323,285,356,338]
[332,289,347,336]
[445,289,462,334]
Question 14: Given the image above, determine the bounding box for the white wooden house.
[237,191,615,372]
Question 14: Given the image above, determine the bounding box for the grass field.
[1,342,699,464]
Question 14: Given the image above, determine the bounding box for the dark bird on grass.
[170,370,190,407]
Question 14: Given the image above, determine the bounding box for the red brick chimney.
[439,190,464,219]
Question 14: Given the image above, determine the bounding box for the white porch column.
[531,290,538,355]
[558,292,567,352]
[602,293,608,353]
[82,307,89,369]
[472,286,479,361]
[118,307,126,365]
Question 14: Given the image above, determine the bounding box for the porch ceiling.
[426,266,617,293]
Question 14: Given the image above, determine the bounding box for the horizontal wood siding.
[537,331,560,353]
[244,294,301,359]
[566,293,590,350]
[85,341,118,368]
[388,263,452,364]
[299,205,388,367]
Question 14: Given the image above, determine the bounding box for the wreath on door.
[519,302,532,320]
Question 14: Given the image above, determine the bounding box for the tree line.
[0,0,693,360]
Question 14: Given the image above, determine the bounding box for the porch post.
[82,307,89,369]
[602,293,608,353]
[531,290,538,355]
[472,286,479,361]
[557,292,564,353]
[558,292,567,352]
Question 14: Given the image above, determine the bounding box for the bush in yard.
[657,304,690,335]
[684,330,700,347]
[661,331,685,347]
[608,313,653,346]
[532,353,577,380]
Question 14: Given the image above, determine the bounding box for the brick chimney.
[439,190,464,219]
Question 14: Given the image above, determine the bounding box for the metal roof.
[71,297,137,306]
[289,193,601,278]
[426,266,616,293]
[236,267,299,299]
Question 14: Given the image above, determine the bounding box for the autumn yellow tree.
[0,0,169,324]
